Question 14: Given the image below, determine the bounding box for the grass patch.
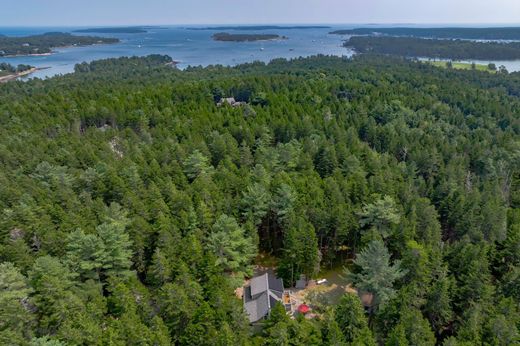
[254,252,278,268]
[429,60,496,72]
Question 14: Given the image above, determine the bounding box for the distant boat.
[260,47,265,51]
[289,48,294,51]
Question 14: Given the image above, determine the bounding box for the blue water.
[0,25,354,79]
[4,25,520,78]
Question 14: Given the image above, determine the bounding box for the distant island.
[74,27,148,34]
[330,27,520,40]
[0,32,119,57]
[344,36,520,60]
[192,25,330,31]
[212,32,286,42]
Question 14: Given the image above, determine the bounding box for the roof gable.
[250,273,269,297]
[244,273,285,323]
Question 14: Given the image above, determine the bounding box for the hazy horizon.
[3,0,520,27]
[5,23,520,28]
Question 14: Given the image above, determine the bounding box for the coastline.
[1,41,120,58]
[2,52,53,58]
[213,36,289,43]
[0,66,48,83]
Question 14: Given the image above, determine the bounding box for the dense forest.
[0,54,519,345]
[0,32,118,57]
[331,26,520,40]
[212,33,285,42]
[345,35,520,60]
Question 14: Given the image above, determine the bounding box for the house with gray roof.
[243,273,289,324]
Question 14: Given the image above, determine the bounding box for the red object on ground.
[298,304,310,314]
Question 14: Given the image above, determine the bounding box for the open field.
[429,61,496,72]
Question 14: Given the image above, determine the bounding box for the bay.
[0,25,353,79]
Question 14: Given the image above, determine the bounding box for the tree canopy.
[0,53,518,344]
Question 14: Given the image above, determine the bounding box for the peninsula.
[330,26,520,40]
[344,36,520,60]
[0,32,119,57]
[212,32,286,42]
[0,62,36,82]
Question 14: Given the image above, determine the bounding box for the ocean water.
[0,25,354,79]
[3,25,520,79]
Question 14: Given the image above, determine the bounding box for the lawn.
[429,60,496,72]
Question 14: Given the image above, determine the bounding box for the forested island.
[345,35,520,60]
[212,32,286,42]
[331,26,520,40]
[0,32,119,56]
[0,54,519,345]
[191,25,330,30]
[74,27,148,34]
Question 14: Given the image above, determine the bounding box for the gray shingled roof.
[243,273,285,323]
[250,274,269,297]
[244,291,270,323]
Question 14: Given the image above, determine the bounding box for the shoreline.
[2,52,53,58]
[213,37,288,43]
[1,41,119,58]
[0,66,48,83]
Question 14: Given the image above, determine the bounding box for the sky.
[3,0,520,27]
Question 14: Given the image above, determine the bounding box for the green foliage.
[359,195,400,240]
[0,54,519,344]
[278,217,320,284]
[386,308,436,346]
[184,150,212,181]
[0,262,34,344]
[0,32,118,57]
[335,294,374,344]
[346,35,520,60]
[347,240,405,310]
[207,214,256,274]
[65,204,133,283]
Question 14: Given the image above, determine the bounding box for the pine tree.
[359,196,400,240]
[0,262,34,344]
[321,309,347,346]
[279,217,320,284]
[346,240,405,310]
[207,214,255,274]
[387,308,435,346]
[184,150,212,181]
[335,294,371,343]
[29,256,82,335]
[241,182,270,226]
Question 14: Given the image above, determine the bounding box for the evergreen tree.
[346,240,405,310]
[0,262,34,344]
[387,308,436,346]
[207,214,256,274]
[184,150,212,181]
[335,294,372,344]
[278,217,320,284]
[359,196,400,240]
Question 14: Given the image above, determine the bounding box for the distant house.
[217,97,246,107]
[243,273,290,324]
